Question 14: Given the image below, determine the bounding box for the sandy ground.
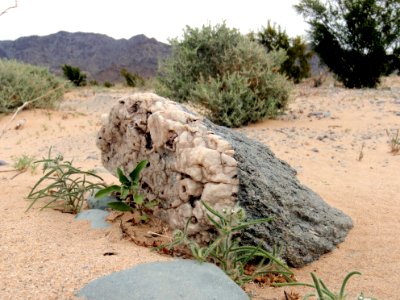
[0,78,399,299]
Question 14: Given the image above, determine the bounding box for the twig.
[0,169,17,173]
[0,0,18,17]
[0,85,64,139]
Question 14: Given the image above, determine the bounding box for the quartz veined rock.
[97,93,353,267]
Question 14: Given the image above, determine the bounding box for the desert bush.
[274,271,376,300]
[103,81,114,88]
[0,59,65,113]
[95,160,158,222]
[156,23,291,127]
[257,21,312,83]
[157,201,292,286]
[120,68,145,87]
[27,148,105,214]
[62,64,87,87]
[295,0,400,88]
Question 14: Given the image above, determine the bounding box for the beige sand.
[0,78,399,299]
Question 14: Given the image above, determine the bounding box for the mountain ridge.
[0,31,171,83]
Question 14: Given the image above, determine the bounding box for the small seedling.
[12,154,37,173]
[273,271,376,300]
[156,201,292,286]
[95,160,158,222]
[386,129,400,154]
[357,143,365,161]
[27,147,105,214]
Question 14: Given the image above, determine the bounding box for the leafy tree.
[295,0,400,88]
[120,68,145,87]
[257,21,312,83]
[62,64,87,87]
[156,23,291,127]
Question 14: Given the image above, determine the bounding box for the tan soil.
[0,78,399,300]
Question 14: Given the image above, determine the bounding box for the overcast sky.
[0,0,309,43]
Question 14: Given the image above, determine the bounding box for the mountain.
[0,31,171,83]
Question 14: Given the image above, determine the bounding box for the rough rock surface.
[77,260,249,300]
[97,93,353,267]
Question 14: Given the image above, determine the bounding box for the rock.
[0,160,8,166]
[76,260,249,300]
[75,209,111,229]
[87,194,117,210]
[97,93,353,267]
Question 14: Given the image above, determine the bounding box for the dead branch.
[0,85,65,139]
[0,0,18,17]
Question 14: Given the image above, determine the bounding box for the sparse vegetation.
[62,64,87,87]
[103,81,114,88]
[295,0,400,88]
[27,148,105,214]
[274,271,376,300]
[12,154,37,173]
[120,68,145,87]
[386,129,400,154]
[95,160,158,222]
[257,21,312,83]
[156,22,291,127]
[0,59,65,113]
[157,200,292,286]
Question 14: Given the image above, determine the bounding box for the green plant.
[274,271,376,300]
[386,129,400,154]
[12,154,37,173]
[0,59,65,113]
[103,81,114,88]
[120,68,145,87]
[158,201,292,286]
[257,21,312,83]
[156,22,291,127]
[295,0,400,88]
[62,64,87,87]
[27,148,105,214]
[95,160,158,222]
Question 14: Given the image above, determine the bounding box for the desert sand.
[0,77,399,299]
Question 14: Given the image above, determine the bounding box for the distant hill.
[0,31,171,83]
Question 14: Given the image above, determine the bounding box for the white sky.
[0,0,309,43]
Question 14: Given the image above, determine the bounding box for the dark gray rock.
[77,260,249,300]
[0,160,8,166]
[75,209,111,229]
[203,119,353,267]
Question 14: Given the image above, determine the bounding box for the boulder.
[77,260,249,300]
[97,93,353,267]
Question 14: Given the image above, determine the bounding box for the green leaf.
[108,201,132,212]
[129,160,148,184]
[134,194,144,205]
[117,167,131,186]
[94,185,120,199]
[339,271,361,297]
[120,188,130,200]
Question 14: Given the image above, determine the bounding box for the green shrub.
[257,21,312,83]
[95,160,158,222]
[62,64,87,87]
[120,68,145,87]
[103,81,114,88]
[27,148,105,214]
[0,59,65,113]
[156,23,291,127]
[295,0,400,88]
[157,201,292,286]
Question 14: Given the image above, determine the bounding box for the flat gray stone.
[87,194,116,210]
[75,209,111,229]
[77,260,249,300]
